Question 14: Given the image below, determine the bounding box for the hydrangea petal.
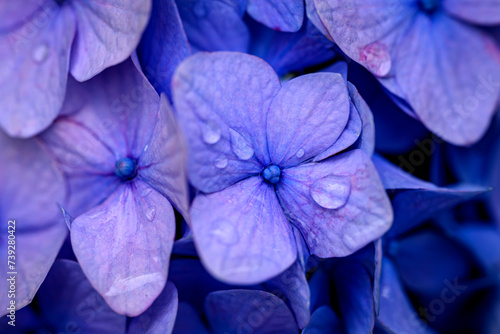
[0,4,75,137]
[139,95,190,220]
[0,0,48,30]
[303,306,342,334]
[377,258,434,334]
[373,154,486,238]
[0,132,67,314]
[138,0,191,100]
[175,0,249,53]
[71,180,175,316]
[305,0,333,41]
[277,149,392,257]
[205,290,299,334]
[314,0,416,77]
[37,260,126,333]
[265,261,310,329]
[246,0,304,32]
[69,0,152,81]
[393,14,500,145]
[191,177,296,284]
[172,52,281,192]
[128,281,178,334]
[266,73,350,167]
[444,0,500,25]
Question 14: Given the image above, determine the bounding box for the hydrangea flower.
[309,0,500,145]
[0,0,151,137]
[172,52,393,284]
[0,260,126,333]
[39,58,189,316]
[0,129,67,315]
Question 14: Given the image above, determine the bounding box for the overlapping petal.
[246,0,304,32]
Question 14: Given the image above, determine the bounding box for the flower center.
[115,157,137,180]
[262,165,281,184]
[418,0,440,13]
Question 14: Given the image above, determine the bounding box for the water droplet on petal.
[146,206,156,221]
[193,2,207,17]
[33,43,49,63]
[229,128,254,160]
[214,155,228,169]
[359,42,391,77]
[296,148,305,159]
[143,144,149,152]
[309,175,351,210]
[212,220,239,245]
[201,120,221,145]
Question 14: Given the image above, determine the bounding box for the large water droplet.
[309,175,351,210]
[212,220,239,245]
[32,44,49,63]
[296,148,305,159]
[146,206,156,221]
[359,42,391,77]
[214,155,228,169]
[201,120,221,145]
[229,128,254,160]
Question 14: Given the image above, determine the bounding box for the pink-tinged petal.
[205,290,299,334]
[138,0,191,100]
[191,177,296,284]
[172,52,281,193]
[377,258,435,334]
[277,149,393,257]
[314,0,417,77]
[139,95,190,220]
[266,73,350,167]
[128,281,178,334]
[69,0,152,81]
[70,180,175,316]
[176,0,249,53]
[0,131,67,314]
[37,260,127,333]
[394,14,500,145]
[0,4,75,137]
[444,0,500,25]
[247,0,304,32]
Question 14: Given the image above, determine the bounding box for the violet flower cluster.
[1,0,499,333]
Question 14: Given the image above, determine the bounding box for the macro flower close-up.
[1,0,500,333]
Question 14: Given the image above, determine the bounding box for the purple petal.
[377,258,434,334]
[305,0,333,41]
[314,0,416,77]
[303,306,342,334]
[71,181,175,316]
[277,149,393,257]
[247,0,304,32]
[190,177,296,284]
[205,290,299,333]
[37,260,126,333]
[138,94,190,220]
[0,4,75,137]
[69,0,152,81]
[373,154,486,238]
[0,1,48,30]
[393,14,500,145]
[0,131,67,314]
[266,73,350,167]
[175,0,249,53]
[265,261,310,329]
[444,0,500,25]
[128,281,178,334]
[348,82,375,156]
[138,0,191,100]
[172,52,281,193]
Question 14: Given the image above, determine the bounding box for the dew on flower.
[201,120,221,144]
[309,175,351,210]
[229,128,254,160]
[214,155,228,169]
[32,44,49,64]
